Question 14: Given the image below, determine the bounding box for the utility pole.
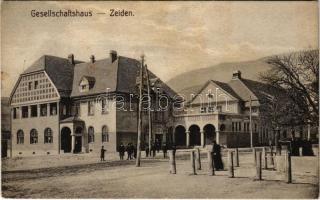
[144,64,152,153]
[136,54,144,167]
[249,95,253,148]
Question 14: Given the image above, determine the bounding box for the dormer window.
[79,76,95,92]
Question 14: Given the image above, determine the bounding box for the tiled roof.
[181,73,279,107]
[22,55,83,97]
[177,84,204,103]
[70,56,177,98]
[241,78,279,101]
[211,80,242,100]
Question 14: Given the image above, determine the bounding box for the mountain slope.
[166,57,272,92]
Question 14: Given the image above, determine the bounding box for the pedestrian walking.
[133,144,137,159]
[118,143,125,160]
[100,146,106,161]
[212,140,223,170]
[172,143,176,157]
[126,143,131,160]
[162,143,167,158]
[155,139,161,153]
[145,143,149,157]
[152,143,156,157]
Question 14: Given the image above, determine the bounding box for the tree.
[260,50,319,127]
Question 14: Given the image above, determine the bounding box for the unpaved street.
[2,152,318,199]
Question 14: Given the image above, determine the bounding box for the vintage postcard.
[1,1,319,199]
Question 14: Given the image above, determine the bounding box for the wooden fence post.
[286,151,292,183]
[190,151,197,175]
[253,148,257,166]
[270,146,275,167]
[256,151,262,180]
[263,147,268,169]
[228,151,234,178]
[169,150,176,174]
[196,148,201,170]
[235,148,239,167]
[207,150,215,176]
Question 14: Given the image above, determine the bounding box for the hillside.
[166,57,272,92]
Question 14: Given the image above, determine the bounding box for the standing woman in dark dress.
[212,140,224,170]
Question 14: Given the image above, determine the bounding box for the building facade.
[10,51,315,157]
[9,51,176,157]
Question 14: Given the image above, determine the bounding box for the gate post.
[207,150,215,176]
[228,150,234,178]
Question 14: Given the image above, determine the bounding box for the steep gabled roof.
[228,78,259,102]
[211,80,242,100]
[179,72,279,107]
[71,58,118,97]
[179,80,241,104]
[241,78,280,101]
[22,55,83,97]
[71,56,177,98]
[177,84,204,103]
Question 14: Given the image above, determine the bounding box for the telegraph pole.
[136,55,144,167]
[249,95,253,148]
[145,64,152,153]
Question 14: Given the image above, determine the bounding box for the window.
[13,107,20,119]
[232,122,235,132]
[200,107,207,113]
[31,105,38,117]
[50,103,57,115]
[17,130,24,144]
[30,129,38,144]
[40,104,47,116]
[88,127,94,143]
[102,126,108,142]
[238,122,241,131]
[88,101,94,116]
[44,128,53,143]
[79,76,95,92]
[208,107,215,113]
[22,106,28,118]
[28,82,32,90]
[217,105,222,112]
[220,124,226,131]
[34,81,39,89]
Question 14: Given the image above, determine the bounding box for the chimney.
[232,70,242,80]
[90,55,95,63]
[68,54,75,65]
[110,50,117,63]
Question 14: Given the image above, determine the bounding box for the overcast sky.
[1,1,318,97]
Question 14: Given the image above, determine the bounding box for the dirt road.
[2,152,318,198]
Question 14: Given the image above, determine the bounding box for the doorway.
[61,127,72,153]
[74,136,82,153]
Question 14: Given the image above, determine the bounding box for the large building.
[172,71,272,148]
[9,51,176,157]
[9,51,315,157]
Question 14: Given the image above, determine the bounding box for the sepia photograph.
[1,1,319,199]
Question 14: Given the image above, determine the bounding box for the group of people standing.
[144,141,173,158]
[103,139,224,172]
[118,143,137,160]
